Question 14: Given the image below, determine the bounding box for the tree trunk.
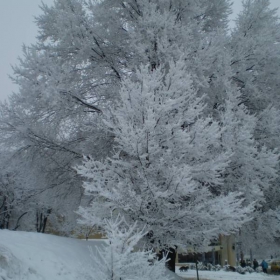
[158,247,176,272]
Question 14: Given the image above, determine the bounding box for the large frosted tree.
[0,0,279,260]
[76,0,279,264]
[229,0,280,254]
[0,0,121,233]
[0,0,234,233]
[77,60,254,249]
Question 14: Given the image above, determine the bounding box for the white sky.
[0,0,280,101]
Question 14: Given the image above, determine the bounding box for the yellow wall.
[219,235,236,266]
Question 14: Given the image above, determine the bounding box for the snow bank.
[0,230,182,280]
[1,229,279,280]
[0,230,105,280]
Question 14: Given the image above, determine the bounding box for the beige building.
[176,234,236,267]
[218,234,236,266]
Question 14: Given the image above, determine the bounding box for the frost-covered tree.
[0,151,36,231]
[230,0,280,111]
[0,0,126,233]
[218,84,279,255]
[219,85,278,205]
[229,0,280,253]
[0,173,15,230]
[0,0,234,234]
[90,215,171,280]
[0,0,279,258]
[77,59,254,254]
[76,0,280,266]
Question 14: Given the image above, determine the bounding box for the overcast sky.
[0,0,280,101]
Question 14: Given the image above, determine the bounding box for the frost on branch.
[89,215,170,280]
[77,60,253,249]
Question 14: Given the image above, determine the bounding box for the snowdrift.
[0,230,181,280]
[0,230,101,279]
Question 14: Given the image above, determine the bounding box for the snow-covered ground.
[176,266,280,280]
[0,230,181,280]
[0,230,101,280]
[0,229,279,280]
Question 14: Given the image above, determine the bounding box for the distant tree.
[229,0,280,253]
[0,154,29,231]
[0,173,14,229]
[36,206,52,233]
[230,0,280,111]
[0,0,123,233]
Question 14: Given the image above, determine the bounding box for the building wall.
[177,234,236,267]
[219,235,236,266]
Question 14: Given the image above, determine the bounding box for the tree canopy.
[0,0,279,256]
